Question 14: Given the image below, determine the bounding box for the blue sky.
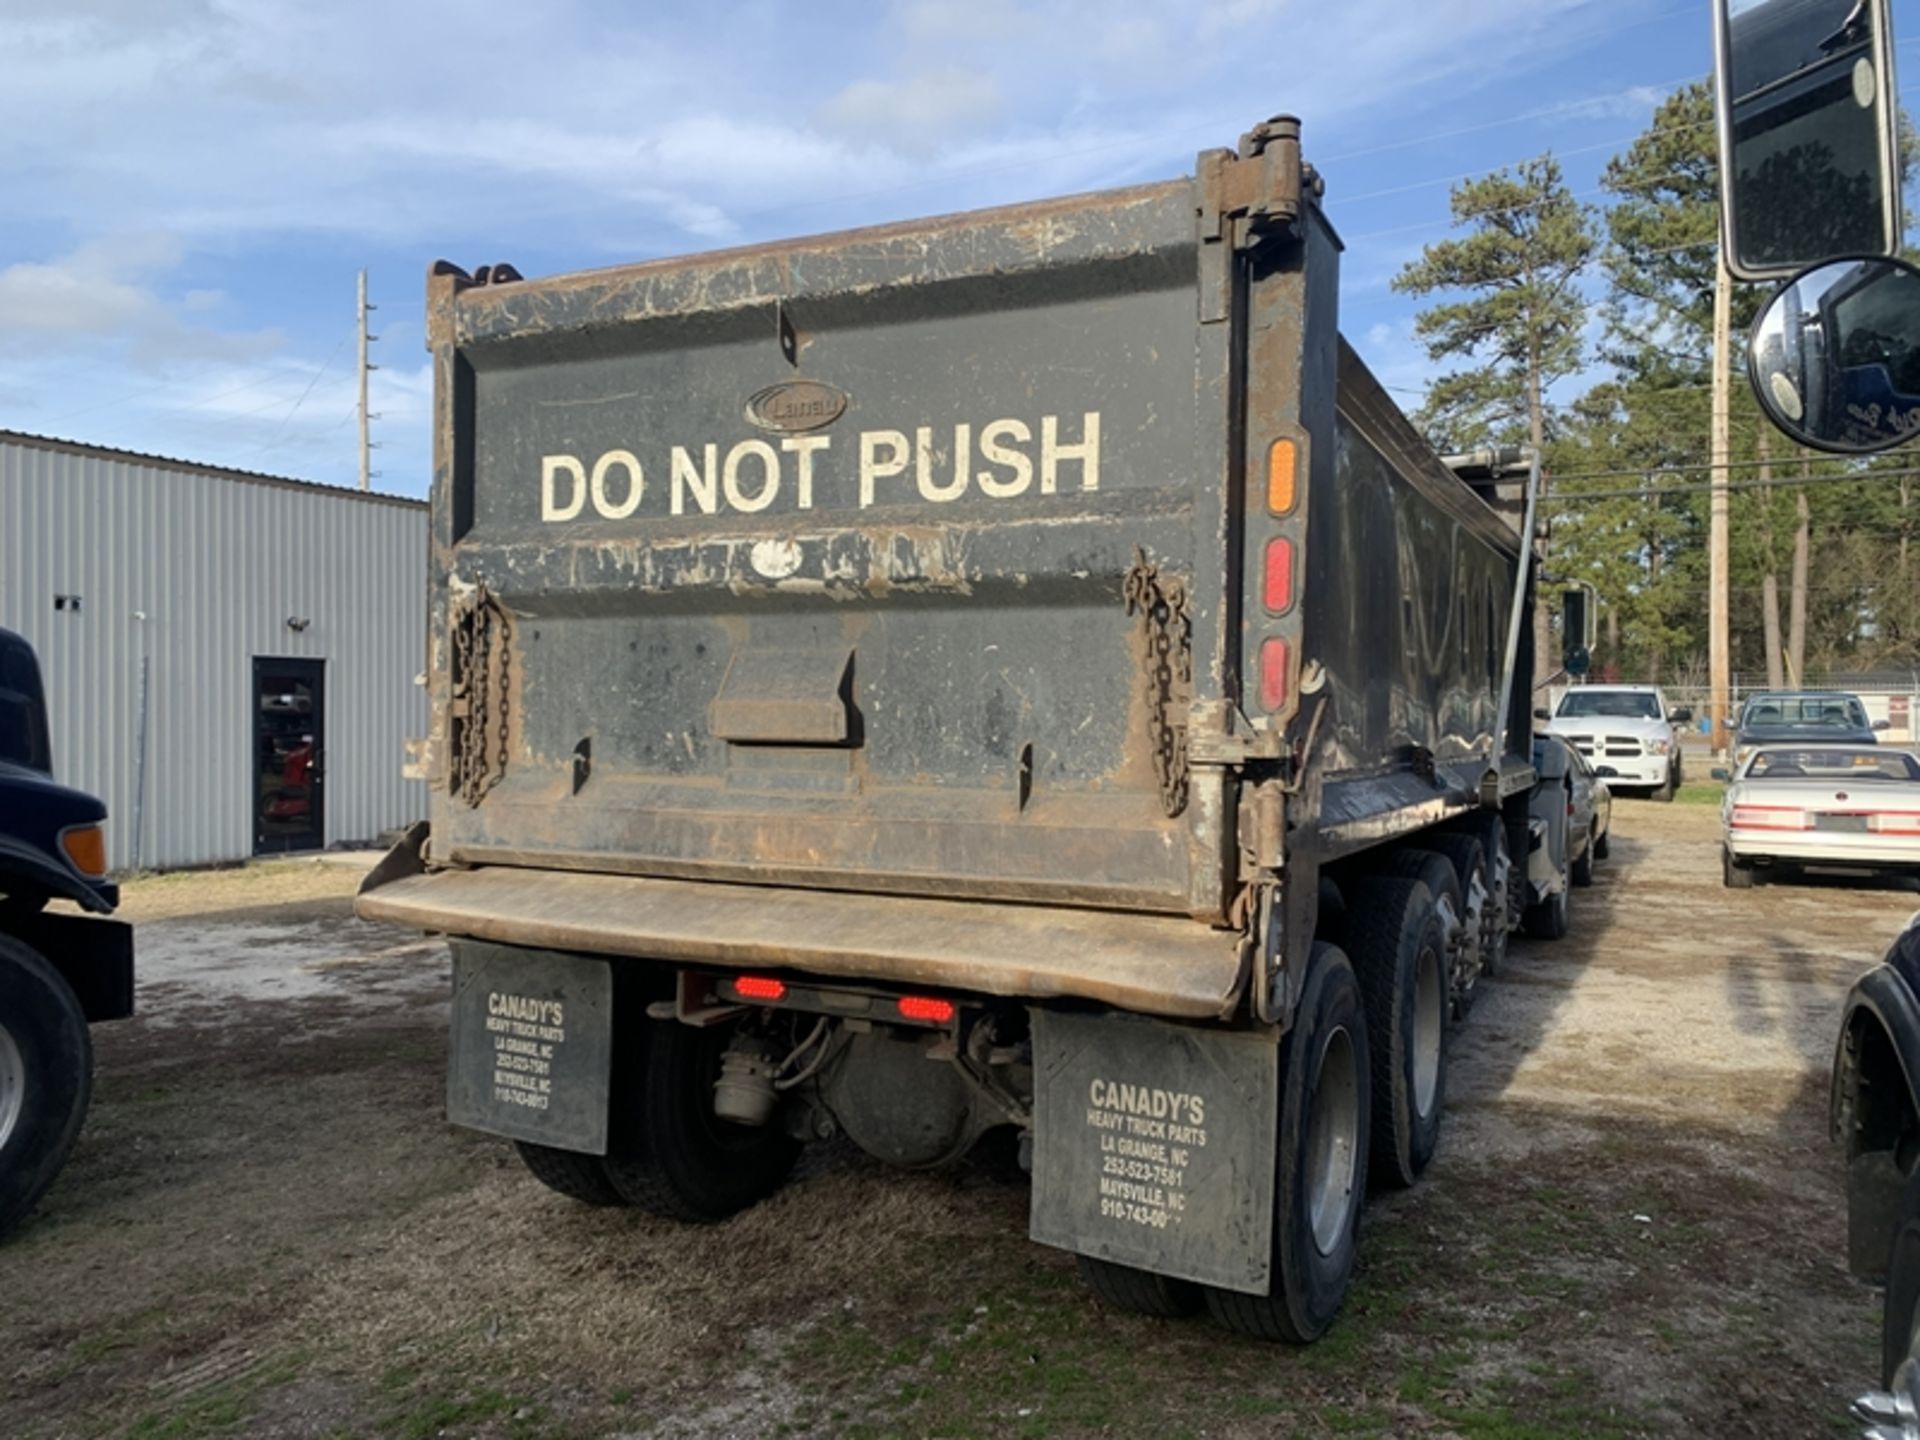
[2,0,1913,498]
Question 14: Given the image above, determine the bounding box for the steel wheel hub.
[0,1022,26,1154]
[1306,1023,1359,1257]
[1412,942,1444,1118]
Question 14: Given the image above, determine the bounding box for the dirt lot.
[2,809,1916,1439]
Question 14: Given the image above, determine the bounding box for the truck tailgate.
[427,179,1236,917]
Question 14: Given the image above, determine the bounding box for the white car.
[1720,744,1920,889]
[1546,684,1689,801]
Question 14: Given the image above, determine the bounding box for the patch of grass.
[125,1350,309,1440]
[381,1385,515,1440]
[1674,780,1727,805]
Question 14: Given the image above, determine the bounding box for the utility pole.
[1708,250,1732,752]
[357,269,379,491]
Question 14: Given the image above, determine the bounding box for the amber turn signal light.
[1266,438,1298,515]
[60,824,108,878]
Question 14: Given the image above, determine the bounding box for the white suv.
[1545,684,1687,801]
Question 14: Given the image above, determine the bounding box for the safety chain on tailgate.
[450,585,512,807]
[1122,546,1193,818]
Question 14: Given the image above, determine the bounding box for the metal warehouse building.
[0,431,427,871]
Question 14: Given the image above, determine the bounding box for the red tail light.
[1729,806,1810,831]
[897,995,956,1024]
[1258,637,1290,712]
[1869,812,1920,836]
[732,975,788,1001]
[1262,537,1295,615]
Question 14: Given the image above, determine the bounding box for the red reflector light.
[1262,537,1294,615]
[897,995,956,1024]
[733,975,788,1001]
[1258,637,1290,711]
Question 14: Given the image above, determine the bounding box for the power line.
[1549,454,1905,482]
[250,334,348,457]
[1539,465,1920,505]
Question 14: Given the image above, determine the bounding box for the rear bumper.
[1588,756,1670,787]
[357,863,1248,1022]
[1726,829,1920,869]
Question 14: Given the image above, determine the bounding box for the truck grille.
[1602,736,1643,757]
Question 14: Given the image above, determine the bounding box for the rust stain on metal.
[358,865,1247,1021]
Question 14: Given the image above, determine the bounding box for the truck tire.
[1076,1255,1203,1318]
[513,1142,630,1207]
[603,1019,800,1223]
[1347,878,1447,1189]
[0,935,93,1239]
[1417,833,1491,1017]
[1464,814,1513,978]
[1722,848,1756,890]
[1570,835,1595,888]
[1593,828,1610,860]
[1886,1211,1920,1389]
[1205,942,1368,1343]
[1372,850,1463,941]
[1651,769,1676,803]
[1523,882,1570,939]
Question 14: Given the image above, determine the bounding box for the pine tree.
[1393,155,1598,457]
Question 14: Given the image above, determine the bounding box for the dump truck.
[0,626,135,1239]
[358,115,1578,1341]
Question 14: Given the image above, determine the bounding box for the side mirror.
[1712,0,1903,281]
[1749,256,1920,454]
[1711,767,1731,782]
[1669,706,1693,724]
[1534,707,1552,721]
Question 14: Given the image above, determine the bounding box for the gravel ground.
[1,804,1914,1438]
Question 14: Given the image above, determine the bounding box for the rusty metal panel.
[1282,341,1525,867]
[426,180,1229,916]
[359,864,1248,1020]
[408,124,1530,964]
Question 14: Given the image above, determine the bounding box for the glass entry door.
[253,658,324,855]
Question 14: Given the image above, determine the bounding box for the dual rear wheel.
[1089,826,1514,1340]
[516,1017,798,1222]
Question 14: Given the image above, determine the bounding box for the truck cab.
[0,626,135,1238]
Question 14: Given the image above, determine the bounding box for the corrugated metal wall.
[0,435,428,871]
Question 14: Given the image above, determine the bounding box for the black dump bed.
[364,129,1531,1020]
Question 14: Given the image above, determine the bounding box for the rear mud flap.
[1029,1009,1278,1295]
[448,942,615,1154]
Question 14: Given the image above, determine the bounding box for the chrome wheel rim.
[1307,1024,1359,1257]
[1413,941,1444,1118]
[0,1022,26,1153]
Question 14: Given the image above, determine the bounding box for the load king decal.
[537,411,1101,522]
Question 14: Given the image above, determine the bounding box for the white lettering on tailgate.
[539,412,1101,522]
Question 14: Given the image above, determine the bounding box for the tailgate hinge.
[1195,115,1323,323]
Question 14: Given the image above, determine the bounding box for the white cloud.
[817,67,1004,152]
[0,236,180,336]
[0,0,1676,496]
